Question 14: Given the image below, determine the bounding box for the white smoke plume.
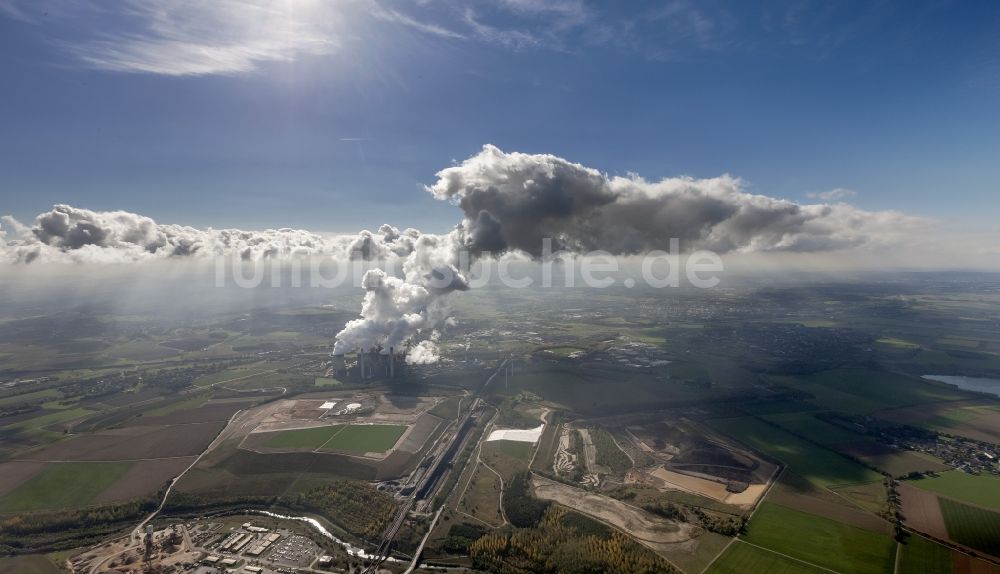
[406,339,441,365]
[331,232,468,363]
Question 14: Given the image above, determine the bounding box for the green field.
[0,555,63,574]
[314,377,342,387]
[707,541,828,574]
[764,412,865,445]
[320,424,407,454]
[768,369,973,414]
[142,395,208,417]
[708,416,881,487]
[898,535,954,574]
[910,471,1000,510]
[743,502,896,574]
[0,389,61,408]
[939,497,1000,557]
[484,439,534,460]
[262,425,344,449]
[1,407,95,439]
[0,461,133,512]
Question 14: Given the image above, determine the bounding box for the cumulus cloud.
[808,188,857,202]
[1,146,928,365]
[0,204,425,264]
[428,145,923,257]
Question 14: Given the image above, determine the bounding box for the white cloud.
[807,188,858,202]
[17,0,346,76]
[371,5,464,39]
[428,146,927,256]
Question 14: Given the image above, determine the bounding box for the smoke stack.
[359,347,365,380]
[389,346,395,378]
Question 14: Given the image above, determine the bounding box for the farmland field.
[484,439,534,460]
[898,534,954,574]
[707,541,828,574]
[742,502,896,574]
[260,425,344,449]
[0,555,63,574]
[767,369,973,414]
[939,498,1000,557]
[909,471,1000,510]
[708,416,881,487]
[0,461,133,512]
[319,424,407,454]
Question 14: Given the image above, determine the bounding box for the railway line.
[362,357,509,573]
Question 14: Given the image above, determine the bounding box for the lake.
[922,374,1000,398]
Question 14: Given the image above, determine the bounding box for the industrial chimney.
[389,346,395,378]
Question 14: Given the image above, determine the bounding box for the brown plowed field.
[900,483,948,539]
[953,551,1000,574]
[0,461,46,496]
[93,457,195,503]
[767,480,891,533]
[21,421,224,461]
[130,400,256,426]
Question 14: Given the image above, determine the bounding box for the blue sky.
[1,0,998,234]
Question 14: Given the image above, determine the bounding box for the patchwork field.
[767,369,974,415]
[708,416,881,488]
[875,400,1000,443]
[909,471,1000,510]
[940,498,1000,558]
[20,421,224,460]
[742,502,896,574]
[763,411,950,476]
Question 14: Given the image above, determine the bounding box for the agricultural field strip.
[4,455,197,463]
[736,540,839,574]
[313,424,349,452]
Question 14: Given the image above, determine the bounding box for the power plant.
[331,345,403,381]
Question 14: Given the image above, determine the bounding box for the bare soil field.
[650,466,730,500]
[953,551,1000,574]
[93,456,195,503]
[396,412,445,453]
[531,474,695,551]
[0,460,46,496]
[900,483,949,539]
[20,421,224,460]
